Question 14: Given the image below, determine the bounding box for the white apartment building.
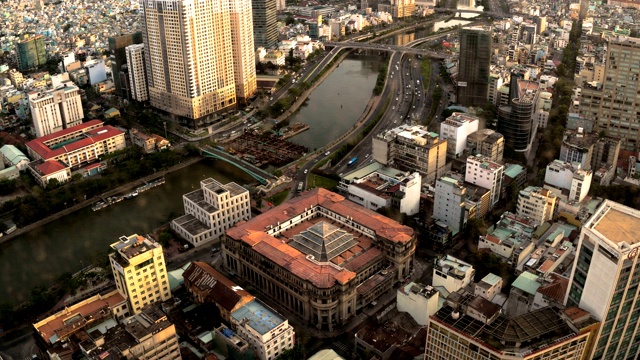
[109,234,172,315]
[535,91,552,128]
[516,186,558,225]
[29,82,84,138]
[544,160,592,203]
[465,154,504,208]
[433,177,466,235]
[565,200,640,359]
[397,282,439,326]
[230,300,295,360]
[125,44,148,102]
[338,162,421,215]
[432,255,475,294]
[439,112,479,158]
[172,178,251,247]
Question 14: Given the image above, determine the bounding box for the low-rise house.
[183,261,254,323]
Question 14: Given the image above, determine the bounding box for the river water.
[0,161,254,303]
[287,54,383,150]
[0,55,386,304]
[0,14,484,303]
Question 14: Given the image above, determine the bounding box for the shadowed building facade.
[457,26,492,107]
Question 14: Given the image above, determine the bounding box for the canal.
[0,160,254,304]
[287,53,384,150]
[0,54,387,305]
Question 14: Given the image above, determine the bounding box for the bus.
[347,157,358,167]
[297,182,304,192]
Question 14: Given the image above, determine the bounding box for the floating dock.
[92,177,165,212]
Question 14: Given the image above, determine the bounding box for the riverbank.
[276,51,351,122]
[0,156,203,246]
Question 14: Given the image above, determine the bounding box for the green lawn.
[420,60,431,91]
[308,174,338,191]
[268,189,290,206]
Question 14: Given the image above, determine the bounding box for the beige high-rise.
[230,0,257,103]
[142,0,256,125]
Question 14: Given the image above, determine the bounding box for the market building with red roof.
[222,188,415,331]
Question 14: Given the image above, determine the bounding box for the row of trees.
[1,147,186,227]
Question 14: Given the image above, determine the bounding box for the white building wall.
[86,61,107,85]
[433,178,465,234]
[465,156,504,207]
[399,172,421,215]
[396,287,439,326]
[126,44,148,102]
[440,114,479,157]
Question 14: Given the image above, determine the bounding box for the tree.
[285,15,295,25]
[0,178,16,195]
[276,345,306,360]
[158,232,172,247]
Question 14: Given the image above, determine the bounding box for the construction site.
[223,132,309,167]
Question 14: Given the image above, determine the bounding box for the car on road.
[325,151,331,156]
[269,97,273,101]
[304,169,308,174]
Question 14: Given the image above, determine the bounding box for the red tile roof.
[537,274,569,303]
[226,189,414,288]
[27,122,123,160]
[36,160,68,175]
[34,290,126,344]
[36,119,103,144]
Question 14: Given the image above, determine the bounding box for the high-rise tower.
[252,0,278,49]
[142,0,256,127]
[457,26,492,107]
[566,200,640,359]
[230,0,258,104]
[579,36,640,151]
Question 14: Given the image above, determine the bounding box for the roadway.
[330,52,430,176]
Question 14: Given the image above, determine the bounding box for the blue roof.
[504,164,524,178]
[231,300,285,335]
[0,145,29,166]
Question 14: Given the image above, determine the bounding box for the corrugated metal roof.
[512,272,540,295]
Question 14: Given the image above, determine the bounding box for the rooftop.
[226,188,413,288]
[512,272,541,295]
[184,262,254,311]
[589,200,640,246]
[443,112,480,127]
[33,290,126,345]
[504,164,525,179]
[110,234,160,262]
[26,121,123,160]
[432,305,576,355]
[231,299,286,336]
[480,273,502,287]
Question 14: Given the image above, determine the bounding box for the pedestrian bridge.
[201,146,277,186]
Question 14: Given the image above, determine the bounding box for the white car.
[269,97,273,101]
[325,151,331,156]
[304,169,308,174]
